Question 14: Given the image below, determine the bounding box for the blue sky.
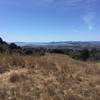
[0,0,100,42]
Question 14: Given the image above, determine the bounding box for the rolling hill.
[0,54,100,100]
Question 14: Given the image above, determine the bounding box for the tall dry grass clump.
[0,54,100,100]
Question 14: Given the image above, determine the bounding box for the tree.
[24,49,33,55]
[9,43,18,50]
[0,37,3,44]
[80,49,90,61]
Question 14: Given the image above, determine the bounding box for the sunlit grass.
[0,54,100,100]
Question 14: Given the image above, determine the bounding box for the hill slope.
[0,54,100,100]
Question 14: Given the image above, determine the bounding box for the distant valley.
[15,41,100,50]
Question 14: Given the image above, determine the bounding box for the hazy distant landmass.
[15,41,100,50]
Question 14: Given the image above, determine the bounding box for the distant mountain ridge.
[15,41,100,49]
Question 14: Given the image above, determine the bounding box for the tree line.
[0,37,46,56]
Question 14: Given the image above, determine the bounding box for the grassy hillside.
[0,54,100,100]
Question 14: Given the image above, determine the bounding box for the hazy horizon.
[0,0,100,42]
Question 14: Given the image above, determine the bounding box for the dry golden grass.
[0,54,100,100]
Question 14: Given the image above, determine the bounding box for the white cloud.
[82,0,98,31]
[73,29,80,33]
[83,12,95,31]
[65,0,83,5]
[63,0,97,31]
